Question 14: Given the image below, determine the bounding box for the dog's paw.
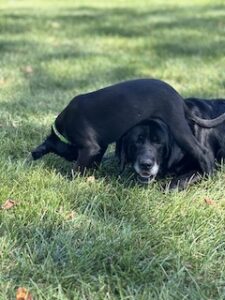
[163,179,187,192]
[31,150,42,160]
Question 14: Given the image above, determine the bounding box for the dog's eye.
[151,136,160,143]
[137,135,145,143]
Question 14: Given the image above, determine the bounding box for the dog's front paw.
[163,178,188,192]
[31,150,42,160]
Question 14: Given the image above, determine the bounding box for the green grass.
[1,0,225,298]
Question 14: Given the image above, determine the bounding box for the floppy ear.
[115,136,128,174]
[167,144,183,169]
[31,140,51,160]
[162,127,183,169]
[153,119,171,158]
[152,119,178,169]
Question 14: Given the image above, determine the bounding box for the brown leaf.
[51,21,60,28]
[1,199,17,210]
[16,287,32,300]
[22,66,33,74]
[204,197,217,206]
[0,78,6,85]
[66,211,76,220]
[86,176,96,183]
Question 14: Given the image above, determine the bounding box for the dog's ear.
[31,140,51,160]
[153,119,179,169]
[167,145,181,169]
[115,136,128,174]
[153,119,171,158]
[165,133,184,169]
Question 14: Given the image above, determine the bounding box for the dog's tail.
[185,105,225,128]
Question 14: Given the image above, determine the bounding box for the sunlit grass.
[0,0,225,299]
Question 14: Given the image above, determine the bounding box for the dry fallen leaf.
[22,66,33,74]
[66,211,76,220]
[16,287,32,300]
[86,176,96,183]
[51,21,60,28]
[1,199,17,210]
[204,197,217,206]
[0,78,6,85]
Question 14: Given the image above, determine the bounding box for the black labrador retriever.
[116,97,225,190]
[31,79,225,174]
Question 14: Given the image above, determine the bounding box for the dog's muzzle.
[134,160,159,184]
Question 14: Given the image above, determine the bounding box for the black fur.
[116,98,225,189]
[31,79,225,174]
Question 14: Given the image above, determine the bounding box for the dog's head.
[31,128,78,162]
[116,120,174,183]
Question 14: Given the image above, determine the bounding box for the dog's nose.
[140,160,154,170]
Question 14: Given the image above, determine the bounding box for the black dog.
[116,98,225,189]
[31,79,225,174]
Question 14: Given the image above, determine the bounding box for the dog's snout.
[139,159,154,170]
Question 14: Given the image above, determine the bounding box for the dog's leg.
[167,171,202,191]
[31,141,51,160]
[165,110,214,174]
[173,128,214,174]
[73,144,104,174]
[89,146,108,168]
[177,133,215,174]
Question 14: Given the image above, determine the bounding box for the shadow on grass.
[1,4,225,62]
[1,4,225,54]
[1,4,225,298]
[0,3,224,117]
[1,2,225,182]
[1,2,225,183]
[2,176,168,299]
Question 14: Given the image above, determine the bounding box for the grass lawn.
[1,0,225,299]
